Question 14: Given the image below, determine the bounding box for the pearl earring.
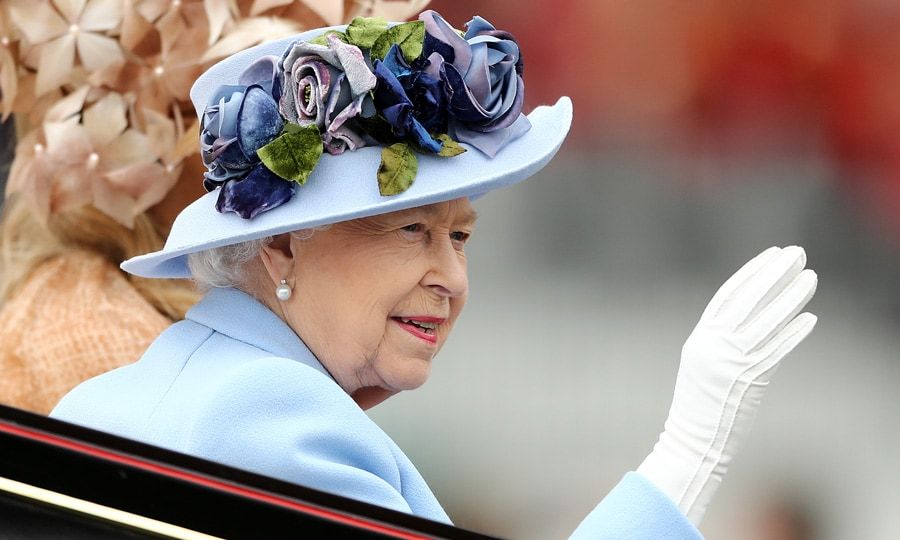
[275,279,292,301]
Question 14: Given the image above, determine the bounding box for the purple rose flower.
[372,45,448,153]
[419,10,531,157]
[200,56,284,190]
[280,33,377,155]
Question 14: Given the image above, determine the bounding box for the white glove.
[637,246,818,525]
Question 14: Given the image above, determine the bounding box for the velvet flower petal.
[200,82,284,190]
[237,85,284,159]
[216,163,296,219]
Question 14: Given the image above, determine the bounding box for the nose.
[422,236,468,298]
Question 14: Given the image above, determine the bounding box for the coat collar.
[185,287,334,381]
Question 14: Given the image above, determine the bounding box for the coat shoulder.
[186,356,415,513]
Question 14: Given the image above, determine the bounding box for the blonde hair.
[0,195,200,321]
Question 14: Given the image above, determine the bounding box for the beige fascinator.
[0,0,430,228]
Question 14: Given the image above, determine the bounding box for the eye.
[450,231,470,247]
[398,223,426,241]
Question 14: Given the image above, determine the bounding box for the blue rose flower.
[419,10,531,157]
[200,57,284,191]
[372,44,448,153]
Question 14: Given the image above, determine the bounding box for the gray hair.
[187,227,330,290]
[188,237,272,290]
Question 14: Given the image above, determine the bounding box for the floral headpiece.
[200,10,529,219]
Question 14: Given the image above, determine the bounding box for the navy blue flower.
[215,163,296,219]
[372,45,448,153]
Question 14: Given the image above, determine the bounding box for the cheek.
[345,254,428,321]
[313,283,385,349]
[304,262,416,354]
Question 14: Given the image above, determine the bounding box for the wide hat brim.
[122,27,573,279]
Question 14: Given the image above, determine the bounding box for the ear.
[259,233,295,287]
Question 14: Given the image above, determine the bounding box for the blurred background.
[367,1,900,539]
[2,0,899,538]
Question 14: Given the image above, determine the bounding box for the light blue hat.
[122,14,573,279]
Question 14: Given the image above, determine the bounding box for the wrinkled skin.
[256,198,478,409]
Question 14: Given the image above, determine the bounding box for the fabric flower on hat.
[372,44,448,153]
[279,33,377,155]
[199,56,298,218]
[199,10,528,219]
[200,56,284,188]
[419,10,530,157]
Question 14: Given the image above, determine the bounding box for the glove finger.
[739,269,817,352]
[701,246,782,322]
[745,312,817,384]
[718,245,806,328]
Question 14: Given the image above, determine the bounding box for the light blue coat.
[52,287,701,539]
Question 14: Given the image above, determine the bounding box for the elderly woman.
[51,11,817,538]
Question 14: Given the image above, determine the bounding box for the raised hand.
[637,246,818,524]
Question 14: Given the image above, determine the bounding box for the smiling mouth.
[391,317,442,344]
[398,318,438,333]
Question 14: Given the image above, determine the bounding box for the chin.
[379,358,432,392]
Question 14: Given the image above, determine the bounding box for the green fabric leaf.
[371,21,425,62]
[378,143,418,195]
[435,134,467,157]
[309,30,347,46]
[346,16,388,49]
[256,125,323,185]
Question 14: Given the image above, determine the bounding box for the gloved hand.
[636,246,817,525]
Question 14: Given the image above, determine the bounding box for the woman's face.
[278,198,477,405]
